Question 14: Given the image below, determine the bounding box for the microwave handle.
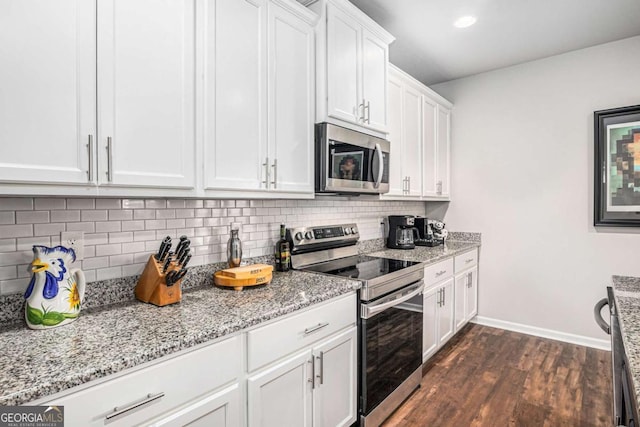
[374,143,384,189]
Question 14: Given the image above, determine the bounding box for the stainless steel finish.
[262,157,270,188]
[106,136,113,182]
[361,281,424,319]
[316,123,390,194]
[304,322,329,335]
[106,392,165,420]
[442,287,446,306]
[407,176,411,194]
[360,266,424,302]
[374,143,383,189]
[360,367,421,427]
[365,100,370,124]
[594,297,609,334]
[308,358,315,388]
[87,134,94,182]
[291,245,358,270]
[317,352,324,385]
[435,270,447,277]
[358,100,365,122]
[271,158,277,189]
[287,223,359,251]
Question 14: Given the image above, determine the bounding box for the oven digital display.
[313,227,345,239]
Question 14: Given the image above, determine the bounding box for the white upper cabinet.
[386,75,404,197]
[0,0,96,186]
[403,85,422,197]
[204,0,315,197]
[203,0,267,192]
[436,104,452,198]
[97,0,196,189]
[421,96,438,197]
[311,0,394,137]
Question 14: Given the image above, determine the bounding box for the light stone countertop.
[612,275,640,411]
[368,240,480,265]
[0,270,360,406]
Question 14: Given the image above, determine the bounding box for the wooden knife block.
[135,256,182,307]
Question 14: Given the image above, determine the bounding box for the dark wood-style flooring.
[382,324,612,427]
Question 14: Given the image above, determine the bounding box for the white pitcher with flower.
[24,245,86,329]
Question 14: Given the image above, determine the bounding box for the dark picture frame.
[594,104,640,226]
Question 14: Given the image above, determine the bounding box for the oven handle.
[373,143,384,189]
[361,281,424,319]
[594,297,610,335]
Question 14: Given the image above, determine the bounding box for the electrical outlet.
[61,231,85,261]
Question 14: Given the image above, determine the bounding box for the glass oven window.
[361,293,423,415]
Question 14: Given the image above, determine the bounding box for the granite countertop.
[612,275,640,411]
[0,270,360,406]
[368,240,480,265]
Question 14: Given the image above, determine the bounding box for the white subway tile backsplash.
[0,196,426,293]
[0,212,15,225]
[51,210,81,222]
[0,224,33,239]
[34,198,66,210]
[34,223,65,236]
[66,198,95,209]
[96,199,122,209]
[1,278,27,295]
[0,198,34,211]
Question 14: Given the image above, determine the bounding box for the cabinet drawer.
[44,335,241,427]
[424,258,454,289]
[247,293,356,372]
[455,248,478,271]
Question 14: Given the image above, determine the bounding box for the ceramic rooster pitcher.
[24,245,86,329]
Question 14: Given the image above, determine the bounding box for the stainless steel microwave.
[315,123,390,195]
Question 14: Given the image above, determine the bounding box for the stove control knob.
[295,232,303,241]
[344,228,351,235]
[351,227,358,234]
[305,231,314,240]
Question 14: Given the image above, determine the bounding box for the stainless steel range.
[288,223,424,427]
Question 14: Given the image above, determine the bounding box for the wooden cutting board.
[217,264,273,279]
[214,271,272,291]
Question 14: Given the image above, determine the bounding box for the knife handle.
[162,252,173,273]
[178,248,190,265]
[180,253,192,269]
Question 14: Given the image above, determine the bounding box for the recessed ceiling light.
[454,16,477,28]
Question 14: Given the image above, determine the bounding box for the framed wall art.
[594,104,640,226]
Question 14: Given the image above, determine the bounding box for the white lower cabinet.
[454,265,478,332]
[423,277,454,362]
[41,335,242,427]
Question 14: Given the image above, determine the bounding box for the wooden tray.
[213,271,272,291]
[217,264,273,279]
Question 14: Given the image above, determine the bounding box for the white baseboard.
[472,316,611,351]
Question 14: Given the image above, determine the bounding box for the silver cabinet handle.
[271,159,277,189]
[262,157,270,188]
[435,270,447,277]
[407,176,411,194]
[365,100,370,124]
[87,135,94,182]
[106,137,113,182]
[437,288,442,307]
[304,322,329,335]
[465,258,474,264]
[358,101,365,122]
[317,352,324,385]
[437,180,442,195]
[308,358,315,388]
[467,272,473,287]
[105,392,164,420]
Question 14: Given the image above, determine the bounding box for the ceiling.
[348,0,640,86]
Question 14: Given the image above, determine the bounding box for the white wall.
[432,36,640,345]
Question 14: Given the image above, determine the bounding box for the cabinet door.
[436,104,451,197]
[421,95,438,198]
[385,74,405,197]
[0,0,95,185]
[149,384,241,427]
[247,350,313,427]
[312,327,357,427]
[423,286,439,362]
[267,2,314,194]
[403,85,422,197]
[203,0,268,191]
[326,4,361,125]
[97,0,196,189]
[454,271,468,332]
[438,278,455,347]
[465,266,478,321]
[361,28,388,133]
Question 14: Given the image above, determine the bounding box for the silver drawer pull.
[465,258,474,263]
[435,270,447,277]
[304,322,329,335]
[105,392,165,420]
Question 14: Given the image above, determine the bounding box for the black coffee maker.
[386,215,417,249]
[414,217,447,247]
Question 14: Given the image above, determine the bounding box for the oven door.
[315,122,390,194]
[360,281,424,423]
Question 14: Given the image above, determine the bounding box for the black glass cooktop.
[302,255,420,281]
